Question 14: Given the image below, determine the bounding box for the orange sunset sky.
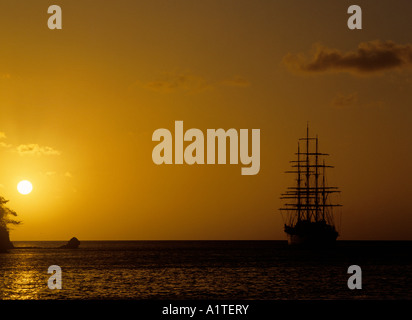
[0,0,411,240]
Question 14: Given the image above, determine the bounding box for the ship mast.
[279,126,342,225]
[306,124,310,221]
[297,143,301,222]
[322,159,326,221]
[315,135,319,222]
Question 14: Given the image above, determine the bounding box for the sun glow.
[17,180,33,195]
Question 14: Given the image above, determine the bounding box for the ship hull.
[284,220,338,246]
[286,233,337,246]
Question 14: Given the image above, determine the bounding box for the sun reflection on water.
[0,251,51,300]
[1,241,411,300]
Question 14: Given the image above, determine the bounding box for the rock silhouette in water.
[59,237,80,249]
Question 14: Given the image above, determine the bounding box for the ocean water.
[0,241,411,300]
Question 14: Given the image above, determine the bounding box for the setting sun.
[17,180,33,195]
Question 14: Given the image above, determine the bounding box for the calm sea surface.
[0,241,411,300]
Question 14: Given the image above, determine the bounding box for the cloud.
[331,92,358,109]
[137,72,250,93]
[283,40,412,76]
[331,93,385,110]
[16,144,61,156]
[142,72,212,93]
[220,76,251,88]
[0,132,11,148]
[44,171,73,178]
[0,131,62,157]
[0,142,12,148]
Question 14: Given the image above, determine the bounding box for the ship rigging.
[280,125,342,245]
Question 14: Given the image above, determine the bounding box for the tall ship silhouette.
[280,126,341,245]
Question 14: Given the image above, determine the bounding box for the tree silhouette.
[0,196,21,252]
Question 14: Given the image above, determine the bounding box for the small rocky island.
[59,237,81,249]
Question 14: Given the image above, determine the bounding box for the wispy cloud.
[16,144,61,156]
[331,92,358,109]
[44,171,73,178]
[220,76,251,88]
[0,132,12,148]
[331,93,385,110]
[0,142,12,148]
[137,71,250,93]
[283,40,412,76]
[142,72,212,93]
[0,131,61,156]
